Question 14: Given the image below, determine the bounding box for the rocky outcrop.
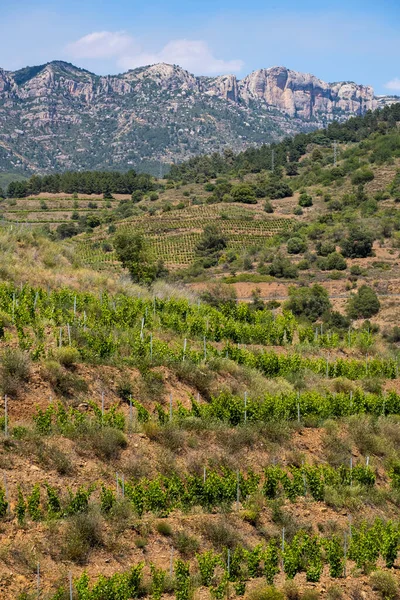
[205,74,239,103]
[0,60,393,174]
[238,66,376,119]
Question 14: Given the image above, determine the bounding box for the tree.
[103,183,114,200]
[132,190,144,203]
[341,226,374,258]
[231,184,257,204]
[56,223,78,239]
[287,237,307,255]
[0,186,4,199]
[114,231,163,284]
[325,252,347,271]
[351,169,374,186]
[201,283,237,309]
[269,255,298,279]
[195,226,227,267]
[265,177,293,199]
[286,284,331,322]
[347,285,380,319]
[298,193,313,207]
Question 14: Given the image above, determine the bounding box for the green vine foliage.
[150,564,166,600]
[174,560,191,600]
[0,486,8,518]
[27,483,42,521]
[16,487,26,526]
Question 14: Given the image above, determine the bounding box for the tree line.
[168,103,400,182]
[5,169,156,198]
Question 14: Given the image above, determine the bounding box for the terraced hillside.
[78,204,293,270]
[2,106,400,599]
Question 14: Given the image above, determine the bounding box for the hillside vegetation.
[2,105,400,598]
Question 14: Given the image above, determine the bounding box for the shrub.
[350,265,363,276]
[351,169,374,185]
[247,586,284,600]
[347,285,380,319]
[1,349,30,396]
[316,240,336,256]
[201,518,242,550]
[173,531,200,557]
[86,426,127,461]
[42,360,88,397]
[269,256,298,279]
[325,252,347,271]
[298,193,313,207]
[341,226,374,258]
[370,571,399,600]
[264,201,274,213]
[326,587,344,600]
[265,178,293,199]
[62,511,103,564]
[293,207,303,216]
[286,284,331,322]
[53,347,80,368]
[116,375,134,402]
[137,369,165,402]
[156,521,173,536]
[231,184,257,204]
[301,592,320,600]
[287,237,307,255]
[283,582,300,600]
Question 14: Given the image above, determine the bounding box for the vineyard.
[4,109,400,598]
[77,204,293,269]
[1,275,400,598]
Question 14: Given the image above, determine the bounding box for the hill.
[2,105,400,599]
[0,61,392,175]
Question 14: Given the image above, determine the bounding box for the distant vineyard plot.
[77,204,293,269]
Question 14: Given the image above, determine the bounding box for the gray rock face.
[0,61,392,174]
[238,66,376,118]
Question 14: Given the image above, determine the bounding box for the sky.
[1,0,400,94]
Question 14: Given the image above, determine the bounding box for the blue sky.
[1,0,400,94]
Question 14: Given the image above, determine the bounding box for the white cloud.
[118,39,244,75]
[65,32,243,75]
[385,78,400,91]
[66,31,136,60]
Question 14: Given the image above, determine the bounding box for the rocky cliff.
[0,61,392,174]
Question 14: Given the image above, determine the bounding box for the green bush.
[53,347,80,368]
[316,240,336,256]
[269,256,298,279]
[351,169,375,185]
[341,226,374,258]
[42,360,88,397]
[231,184,257,204]
[156,521,173,536]
[286,284,331,322]
[347,286,380,319]
[247,586,284,600]
[201,518,242,550]
[325,252,347,271]
[298,193,313,207]
[287,237,307,255]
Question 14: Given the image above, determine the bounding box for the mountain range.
[0,60,397,175]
